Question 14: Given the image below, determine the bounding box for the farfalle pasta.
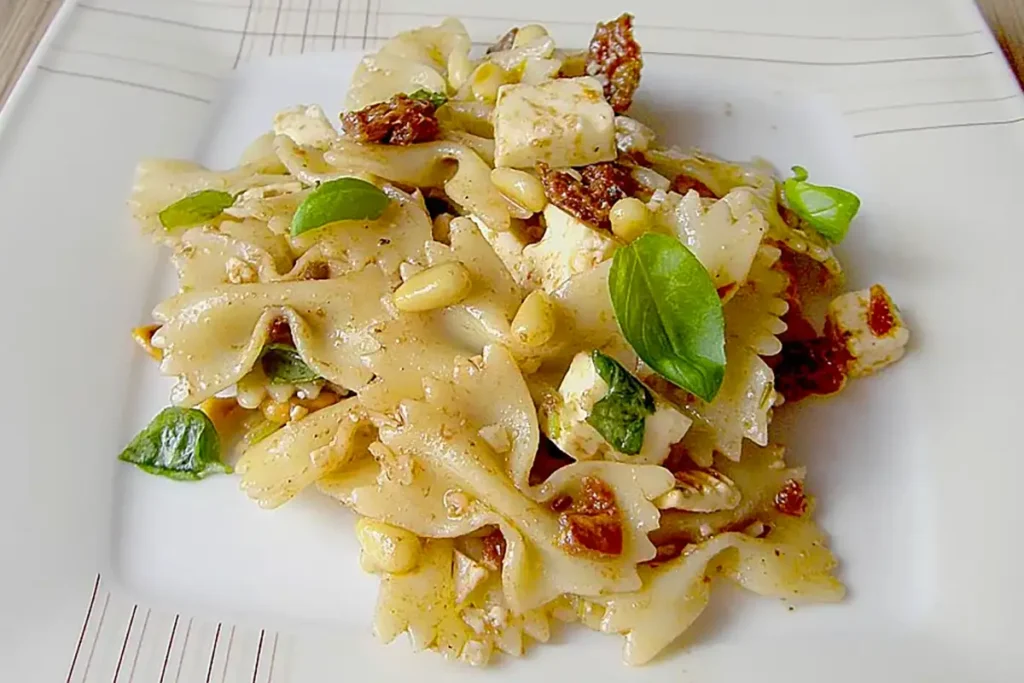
[119,13,910,668]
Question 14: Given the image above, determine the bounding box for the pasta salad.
[121,14,910,667]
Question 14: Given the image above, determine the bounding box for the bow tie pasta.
[120,12,910,669]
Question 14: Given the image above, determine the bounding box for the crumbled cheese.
[826,284,909,377]
[225,257,258,284]
[453,551,489,605]
[543,352,691,465]
[459,638,494,666]
[520,204,620,292]
[493,77,616,169]
[478,424,512,453]
[370,441,414,485]
[444,489,471,518]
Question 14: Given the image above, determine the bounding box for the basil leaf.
[608,233,726,402]
[586,351,655,455]
[782,166,861,243]
[158,190,234,230]
[290,177,390,236]
[119,407,229,480]
[407,88,448,108]
[261,344,320,384]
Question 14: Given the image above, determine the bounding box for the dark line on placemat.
[855,116,1024,137]
[361,0,371,48]
[845,93,1020,114]
[234,0,256,68]
[37,66,211,103]
[638,49,993,66]
[301,0,312,53]
[77,4,366,39]
[219,626,236,683]
[80,592,111,681]
[127,608,151,683]
[205,623,222,683]
[266,633,279,681]
[268,0,285,56]
[65,573,101,683]
[376,10,984,41]
[332,0,342,49]
[55,48,219,79]
[158,615,179,683]
[173,618,193,683]
[112,604,138,682]
[250,630,265,683]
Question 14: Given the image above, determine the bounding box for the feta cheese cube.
[544,352,692,465]
[521,204,620,292]
[273,105,338,149]
[493,76,616,169]
[826,284,910,377]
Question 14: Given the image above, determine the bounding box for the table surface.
[1,0,1022,108]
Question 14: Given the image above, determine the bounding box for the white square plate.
[2,1,1023,681]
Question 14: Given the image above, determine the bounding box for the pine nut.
[355,518,421,574]
[295,388,340,411]
[393,261,472,312]
[131,324,162,361]
[513,24,549,48]
[470,62,510,103]
[490,168,547,213]
[609,197,651,242]
[511,290,556,346]
[236,369,267,409]
[432,213,453,242]
[260,397,291,424]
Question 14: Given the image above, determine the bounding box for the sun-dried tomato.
[267,317,293,345]
[340,93,439,145]
[774,479,808,517]
[557,476,623,556]
[479,528,507,571]
[771,333,850,403]
[538,161,637,228]
[671,173,718,199]
[487,27,518,53]
[867,284,896,337]
[574,475,618,515]
[767,253,851,403]
[585,13,643,113]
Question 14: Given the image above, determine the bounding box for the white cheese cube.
[520,204,620,292]
[545,352,692,465]
[273,105,338,149]
[826,284,910,377]
[493,77,616,169]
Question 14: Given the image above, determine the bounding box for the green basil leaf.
[158,190,234,230]
[586,350,655,455]
[782,165,861,243]
[290,177,390,236]
[119,407,229,480]
[260,344,320,384]
[407,88,448,108]
[608,233,726,402]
